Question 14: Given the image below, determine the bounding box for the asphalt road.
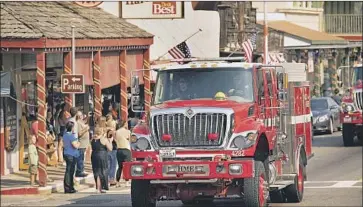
[2,132,362,207]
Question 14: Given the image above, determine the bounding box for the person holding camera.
[75,111,90,177]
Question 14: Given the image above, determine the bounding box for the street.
[1,132,362,207]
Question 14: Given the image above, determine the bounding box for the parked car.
[311,97,342,134]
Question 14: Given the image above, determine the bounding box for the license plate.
[165,164,208,174]
[159,149,176,158]
[344,117,352,122]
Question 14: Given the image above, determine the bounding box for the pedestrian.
[106,114,116,130]
[63,121,80,194]
[67,107,79,139]
[46,110,57,166]
[58,103,71,164]
[76,111,90,177]
[28,134,38,186]
[114,119,132,187]
[332,88,342,105]
[91,126,113,193]
[106,129,117,186]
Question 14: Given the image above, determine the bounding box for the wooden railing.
[324,14,362,34]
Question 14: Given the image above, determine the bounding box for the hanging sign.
[121,1,184,19]
[74,1,103,8]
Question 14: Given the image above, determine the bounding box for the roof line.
[56,2,100,26]
[1,3,44,38]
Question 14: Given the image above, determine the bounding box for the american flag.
[242,39,253,63]
[242,33,256,63]
[168,41,192,60]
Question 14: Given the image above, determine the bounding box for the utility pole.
[71,26,76,106]
[263,1,268,64]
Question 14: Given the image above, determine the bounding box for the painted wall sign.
[120,1,184,19]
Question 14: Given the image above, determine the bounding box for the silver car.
[311,97,342,134]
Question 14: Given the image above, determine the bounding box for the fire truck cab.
[340,62,363,146]
[124,58,313,207]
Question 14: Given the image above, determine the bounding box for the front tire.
[342,123,355,147]
[328,119,334,134]
[131,180,156,207]
[243,161,268,207]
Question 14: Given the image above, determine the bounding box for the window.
[153,67,254,105]
[265,70,273,97]
[257,70,265,104]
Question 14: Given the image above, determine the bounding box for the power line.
[7,95,38,107]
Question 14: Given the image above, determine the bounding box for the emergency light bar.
[170,57,246,63]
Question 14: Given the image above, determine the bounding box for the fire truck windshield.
[153,67,254,105]
[353,66,362,86]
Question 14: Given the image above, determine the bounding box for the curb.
[1,174,94,196]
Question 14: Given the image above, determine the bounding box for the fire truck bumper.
[341,112,363,124]
[122,159,254,180]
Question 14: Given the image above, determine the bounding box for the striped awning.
[261,53,286,65]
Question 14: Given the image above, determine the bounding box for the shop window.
[75,94,85,112]
[21,81,37,119]
[21,54,36,70]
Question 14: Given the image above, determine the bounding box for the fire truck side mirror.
[277,73,284,90]
[131,76,140,95]
[278,91,285,100]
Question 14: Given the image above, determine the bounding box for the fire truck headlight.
[229,164,243,175]
[232,136,246,149]
[318,115,329,122]
[135,137,150,151]
[231,133,257,149]
[345,105,354,112]
[131,165,144,176]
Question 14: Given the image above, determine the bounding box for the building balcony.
[324,14,362,35]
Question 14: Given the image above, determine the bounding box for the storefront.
[0,1,153,183]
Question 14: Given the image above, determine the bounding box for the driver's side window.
[258,70,265,104]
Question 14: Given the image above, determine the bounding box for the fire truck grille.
[153,113,228,147]
[354,91,363,110]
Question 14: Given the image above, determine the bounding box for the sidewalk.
[1,163,94,195]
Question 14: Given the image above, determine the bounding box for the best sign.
[61,74,85,94]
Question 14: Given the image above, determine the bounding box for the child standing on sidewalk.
[28,134,39,186]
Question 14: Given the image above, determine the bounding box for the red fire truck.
[124,58,313,207]
[340,62,363,146]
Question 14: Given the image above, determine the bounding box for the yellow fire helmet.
[215,91,226,101]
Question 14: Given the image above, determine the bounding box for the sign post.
[61,74,85,94]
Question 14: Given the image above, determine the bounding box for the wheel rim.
[298,165,304,193]
[259,174,268,206]
[330,120,333,133]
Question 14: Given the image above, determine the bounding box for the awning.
[261,53,286,65]
[0,72,10,96]
[257,21,348,45]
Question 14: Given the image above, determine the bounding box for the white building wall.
[99,2,220,60]
[253,2,322,32]
[284,36,310,47]
[252,2,295,13]
[285,13,320,31]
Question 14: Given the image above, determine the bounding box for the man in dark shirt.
[332,88,342,105]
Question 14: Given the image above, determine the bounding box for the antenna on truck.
[170,57,246,63]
